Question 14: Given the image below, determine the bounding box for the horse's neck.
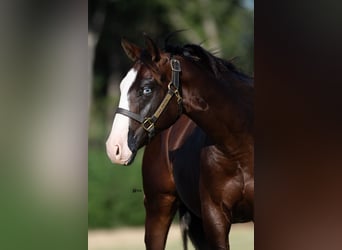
[182,71,253,153]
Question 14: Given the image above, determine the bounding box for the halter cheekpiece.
[115,58,182,138]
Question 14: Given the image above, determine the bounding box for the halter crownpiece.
[115,58,182,138]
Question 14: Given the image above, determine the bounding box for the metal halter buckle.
[142,117,154,132]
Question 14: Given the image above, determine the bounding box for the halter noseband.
[115,58,182,138]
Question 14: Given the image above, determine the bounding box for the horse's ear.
[144,34,160,62]
[121,38,141,61]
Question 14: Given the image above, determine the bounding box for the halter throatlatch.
[115,58,182,138]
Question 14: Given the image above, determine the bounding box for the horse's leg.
[144,194,178,250]
[199,147,242,250]
[182,206,211,250]
[200,187,231,250]
[142,132,178,250]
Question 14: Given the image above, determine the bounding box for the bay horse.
[106,35,254,249]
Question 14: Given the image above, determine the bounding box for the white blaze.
[106,69,137,165]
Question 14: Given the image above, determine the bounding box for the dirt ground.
[88,222,254,250]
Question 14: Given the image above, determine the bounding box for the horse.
[106,35,254,249]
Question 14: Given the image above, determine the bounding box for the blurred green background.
[88,0,254,229]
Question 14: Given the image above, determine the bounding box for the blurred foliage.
[88,148,145,228]
[89,0,253,228]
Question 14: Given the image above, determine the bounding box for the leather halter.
[115,59,182,138]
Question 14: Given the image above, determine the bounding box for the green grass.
[88,146,145,228]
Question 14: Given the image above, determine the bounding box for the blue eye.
[143,87,152,95]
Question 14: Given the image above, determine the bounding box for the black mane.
[164,43,253,84]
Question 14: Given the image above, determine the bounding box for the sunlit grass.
[88,223,254,250]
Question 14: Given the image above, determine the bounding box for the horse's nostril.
[114,144,121,157]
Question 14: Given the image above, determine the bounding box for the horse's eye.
[143,87,152,95]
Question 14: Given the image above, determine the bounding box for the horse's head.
[106,36,183,165]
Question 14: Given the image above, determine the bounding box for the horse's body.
[106,35,254,249]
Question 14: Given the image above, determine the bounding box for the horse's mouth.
[124,151,137,166]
